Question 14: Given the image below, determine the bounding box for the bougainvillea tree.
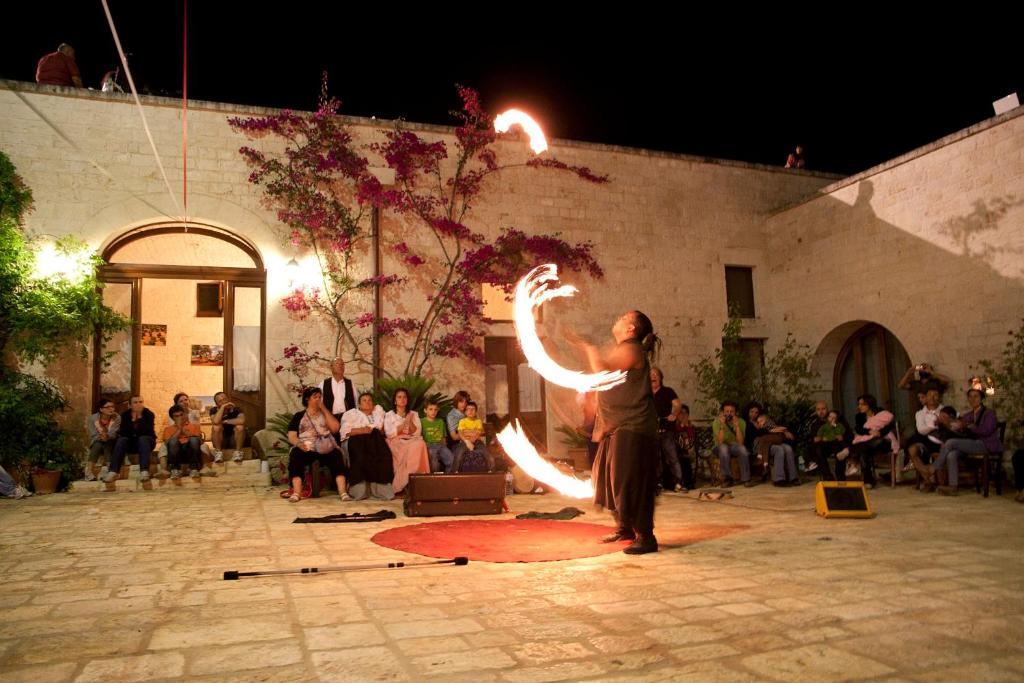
[230,87,608,389]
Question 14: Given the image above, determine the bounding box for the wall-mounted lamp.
[286,257,300,288]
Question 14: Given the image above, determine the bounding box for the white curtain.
[485,364,509,418]
[233,326,260,392]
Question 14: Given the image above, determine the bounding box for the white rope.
[100,0,184,218]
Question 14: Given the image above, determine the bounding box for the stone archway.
[813,321,913,430]
[94,222,267,433]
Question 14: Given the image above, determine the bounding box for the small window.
[196,282,224,317]
[725,266,755,318]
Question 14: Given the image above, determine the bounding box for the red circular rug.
[372,519,630,563]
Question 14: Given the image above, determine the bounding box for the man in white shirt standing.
[321,357,356,458]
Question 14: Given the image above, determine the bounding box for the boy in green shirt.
[816,410,846,443]
[422,401,453,473]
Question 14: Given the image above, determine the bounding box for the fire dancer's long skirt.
[592,429,659,537]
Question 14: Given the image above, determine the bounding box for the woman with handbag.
[286,386,349,503]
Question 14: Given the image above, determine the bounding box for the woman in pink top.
[383,388,430,494]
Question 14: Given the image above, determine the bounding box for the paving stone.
[0,662,77,683]
[499,660,605,682]
[410,646,517,675]
[149,616,295,649]
[76,652,186,682]
[304,622,386,650]
[511,640,594,665]
[394,635,470,656]
[5,628,146,665]
[383,618,483,640]
[741,644,895,681]
[311,646,410,681]
[189,641,303,676]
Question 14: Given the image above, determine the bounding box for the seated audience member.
[914,388,1002,496]
[742,402,767,473]
[651,367,686,492]
[36,43,83,87]
[384,388,430,493]
[210,391,246,463]
[898,362,951,395]
[714,401,753,487]
[810,409,847,480]
[163,405,204,480]
[804,401,850,479]
[341,392,394,500]
[905,386,945,480]
[104,396,156,484]
[85,399,120,481]
[673,404,697,490]
[172,392,201,423]
[286,386,349,503]
[421,400,454,473]
[755,412,800,487]
[837,394,897,489]
[446,390,470,445]
[453,401,492,472]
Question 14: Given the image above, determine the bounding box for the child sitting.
[809,410,846,473]
[163,405,204,480]
[421,401,454,473]
[452,402,492,472]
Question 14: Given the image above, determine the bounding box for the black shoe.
[623,536,659,555]
[721,477,735,488]
[743,480,755,488]
[773,480,788,487]
[600,530,635,544]
[788,479,802,486]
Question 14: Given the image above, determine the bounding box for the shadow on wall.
[771,175,1024,413]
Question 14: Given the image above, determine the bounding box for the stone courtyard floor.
[2,481,1023,682]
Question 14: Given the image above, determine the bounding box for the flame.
[494,109,548,154]
[514,264,627,393]
[497,421,593,498]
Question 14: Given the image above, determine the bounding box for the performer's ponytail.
[631,311,661,363]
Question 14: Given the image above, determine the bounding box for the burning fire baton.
[494,109,548,153]
[223,556,469,580]
[495,264,630,498]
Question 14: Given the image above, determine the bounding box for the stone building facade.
[1,80,1020,456]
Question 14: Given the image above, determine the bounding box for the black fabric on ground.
[515,507,586,520]
[293,510,397,524]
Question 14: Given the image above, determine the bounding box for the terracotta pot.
[31,469,62,495]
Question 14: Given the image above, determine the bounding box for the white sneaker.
[806,462,818,472]
[232,450,243,463]
[14,485,32,499]
[213,450,224,463]
[102,471,119,484]
[139,471,151,482]
[83,469,97,481]
[190,470,200,480]
[170,470,182,480]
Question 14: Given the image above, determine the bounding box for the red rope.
[182,0,188,228]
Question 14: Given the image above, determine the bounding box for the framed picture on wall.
[191,345,224,366]
[196,282,224,317]
[140,324,167,346]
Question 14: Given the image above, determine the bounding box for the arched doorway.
[94,223,266,433]
[833,323,912,431]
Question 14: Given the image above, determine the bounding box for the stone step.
[69,462,271,493]
[68,472,272,493]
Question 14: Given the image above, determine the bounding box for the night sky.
[2,5,1020,176]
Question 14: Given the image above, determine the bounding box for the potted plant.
[555,424,591,472]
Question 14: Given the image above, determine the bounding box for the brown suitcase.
[403,473,506,517]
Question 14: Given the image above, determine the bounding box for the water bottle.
[505,470,514,497]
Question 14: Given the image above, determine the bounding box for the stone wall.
[4,80,1019,457]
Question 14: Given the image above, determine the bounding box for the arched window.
[834,323,912,431]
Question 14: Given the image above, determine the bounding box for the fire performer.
[571,311,661,554]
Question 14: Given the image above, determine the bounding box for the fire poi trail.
[494,109,548,154]
[496,264,626,498]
